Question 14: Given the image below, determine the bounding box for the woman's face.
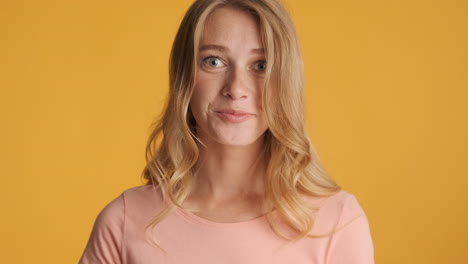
[190,7,269,146]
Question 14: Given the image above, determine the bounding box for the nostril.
[222,76,249,100]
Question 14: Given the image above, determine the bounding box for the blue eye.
[255,61,267,71]
[203,56,225,67]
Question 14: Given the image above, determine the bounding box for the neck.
[191,134,267,201]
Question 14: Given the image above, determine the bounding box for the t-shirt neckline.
[175,206,273,228]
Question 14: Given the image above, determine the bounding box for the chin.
[195,123,268,147]
[213,132,266,147]
[217,139,256,146]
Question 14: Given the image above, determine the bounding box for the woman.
[79,0,374,263]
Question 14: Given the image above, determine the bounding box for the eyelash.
[202,56,267,71]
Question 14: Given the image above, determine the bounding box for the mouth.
[215,109,253,115]
[214,109,254,123]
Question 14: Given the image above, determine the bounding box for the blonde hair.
[141,0,343,252]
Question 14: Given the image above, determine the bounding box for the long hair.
[141,0,342,252]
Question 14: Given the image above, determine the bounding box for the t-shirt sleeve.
[326,194,374,264]
[78,193,125,264]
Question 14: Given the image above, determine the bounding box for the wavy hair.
[141,0,342,252]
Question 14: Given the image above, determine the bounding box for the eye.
[203,56,225,68]
[254,60,267,72]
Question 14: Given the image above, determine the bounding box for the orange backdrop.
[1,0,466,263]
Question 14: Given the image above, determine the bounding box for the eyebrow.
[199,44,264,54]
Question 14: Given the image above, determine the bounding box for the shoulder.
[121,184,164,211]
[113,184,167,224]
[120,184,157,203]
[309,189,370,233]
[79,191,127,263]
[79,184,164,263]
[314,190,374,263]
[320,190,366,222]
[299,189,375,263]
[93,184,162,224]
[93,191,125,227]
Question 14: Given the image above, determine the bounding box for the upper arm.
[78,193,125,264]
[326,195,374,264]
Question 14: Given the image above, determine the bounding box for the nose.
[222,66,249,100]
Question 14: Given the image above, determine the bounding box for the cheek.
[190,86,215,115]
[255,81,265,111]
[197,73,224,91]
[193,73,223,103]
[189,92,201,112]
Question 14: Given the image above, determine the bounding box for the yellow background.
[1,0,466,263]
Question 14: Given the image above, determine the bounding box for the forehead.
[200,7,263,49]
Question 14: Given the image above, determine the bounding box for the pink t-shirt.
[78,184,374,263]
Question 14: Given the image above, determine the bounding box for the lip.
[216,109,253,115]
[214,109,254,123]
